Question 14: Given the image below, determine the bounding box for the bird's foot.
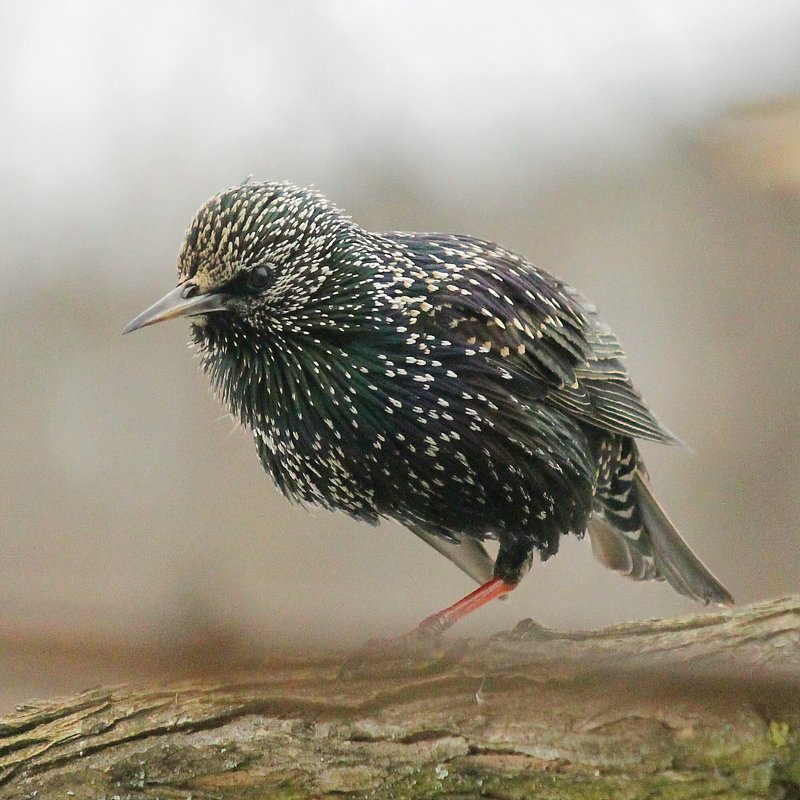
[414,577,517,635]
[339,578,517,677]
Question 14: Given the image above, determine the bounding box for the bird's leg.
[415,577,517,634]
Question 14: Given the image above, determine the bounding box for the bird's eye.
[246,265,273,292]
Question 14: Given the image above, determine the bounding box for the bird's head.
[123,180,361,337]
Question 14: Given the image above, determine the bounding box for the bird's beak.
[122,282,228,334]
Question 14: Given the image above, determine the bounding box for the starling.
[123,180,732,632]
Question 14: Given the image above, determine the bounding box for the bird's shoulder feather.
[391,233,678,444]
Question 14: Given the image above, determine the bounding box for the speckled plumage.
[148,180,732,609]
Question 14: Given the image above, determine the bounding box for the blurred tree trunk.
[1,597,798,799]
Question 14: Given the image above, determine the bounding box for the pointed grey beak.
[122,282,228,334]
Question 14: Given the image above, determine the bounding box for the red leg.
[415,577,517,634]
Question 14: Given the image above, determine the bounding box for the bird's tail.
[632,472,733,606]
[587,437,732,607]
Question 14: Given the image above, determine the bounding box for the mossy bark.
[1,597,799,799]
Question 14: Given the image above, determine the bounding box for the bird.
[123,179,733,632]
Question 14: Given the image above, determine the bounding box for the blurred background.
[1,1,799,714]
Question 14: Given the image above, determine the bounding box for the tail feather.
[588,429,732,607]
[634,472,733,606]
[588,514,659,582]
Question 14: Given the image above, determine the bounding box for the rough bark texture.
[1,596,799,799]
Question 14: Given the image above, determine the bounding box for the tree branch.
[1,596,799,798]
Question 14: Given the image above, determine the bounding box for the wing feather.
[398,233,679,444]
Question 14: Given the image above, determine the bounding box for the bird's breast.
[197,320,596,548]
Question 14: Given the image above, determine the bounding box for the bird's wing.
[397,233,679,444]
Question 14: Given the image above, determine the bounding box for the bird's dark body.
[127,181,732,610]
